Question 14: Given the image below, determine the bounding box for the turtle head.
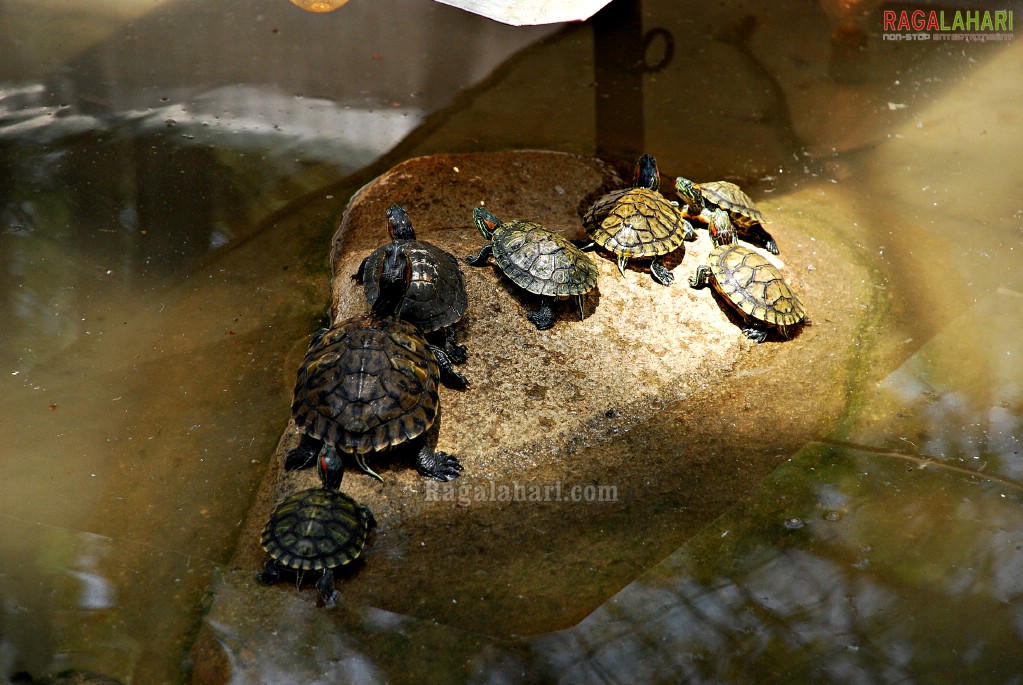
[317,446,344,490]
[386,204,417,241]
[473,206,501,240]
[707,209,737,248]
[371,241,412,319]
[674,176,703,212]
[634,154,660,191]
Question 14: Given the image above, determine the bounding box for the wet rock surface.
[191,151,877,681]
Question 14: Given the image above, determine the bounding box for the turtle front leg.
[741,223,780,255]
[689,265,712,288]
[442,326,468,365]
[284,433,324,471]
[465,243,493,266]
[681,217,698,242]
[315,568,338,608]
[415,444,462,481]
[649,257,674,286]
[575,294,587,321]
[430,345,468,388]
[526,297,556,331]
[351,254,370,283]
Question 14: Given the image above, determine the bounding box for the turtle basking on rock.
[467,206,598,330]
[287,241,465,482]
[689,210,805,343]
[580,154,696,285]
[257,447,374,607]
[674,176,779,255]
[356,204,468,363]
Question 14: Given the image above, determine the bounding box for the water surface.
[1,0,1021,681]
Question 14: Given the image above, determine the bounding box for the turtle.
[689,209,805,343]
[355,204,469,364]
[256,447,374,608]
[580,154,696,285]
[286,240,465,482]
[466,206,598,330]
[674,176,779,255]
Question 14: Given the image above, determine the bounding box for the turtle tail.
[355,452,385,483]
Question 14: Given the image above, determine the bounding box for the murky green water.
[2,0,1021,682]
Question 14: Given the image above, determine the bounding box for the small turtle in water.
[467,206,598,330]
[257,448,374,607]
[689,210,805,343]
[355,204,469,363]
[287,241,465,482]
[674,176,779,255]
[580,154,695,285]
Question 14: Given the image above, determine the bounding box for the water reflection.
[841,291,1023,485]
[200,443,1023,683]
[0,520,144,678]
[1,2,561,679]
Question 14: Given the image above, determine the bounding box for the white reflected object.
[432,0,611,25]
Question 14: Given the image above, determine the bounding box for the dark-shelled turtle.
[674,176,779,255]
[689,210,805,343]
[257,448,374,607]
[356,204,468,363]
[466,206,598,330]
[580,154,695,285]
[287,241,465,482]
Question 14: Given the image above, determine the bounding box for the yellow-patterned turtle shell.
[690,211,805,343]
[675,176,779,255]
[467,206,598,330]
[583,154,695,285]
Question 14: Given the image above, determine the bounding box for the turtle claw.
[742,326,770,344]
[442,328,468,364]
[431,344,468,388]
[764,238,780,255]
[650,260,675,286]
[352,255,370,283]
[445,343,469,365]
[416,447,462,481]
[526,300,555,331]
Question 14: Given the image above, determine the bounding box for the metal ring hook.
[641,27,674,73]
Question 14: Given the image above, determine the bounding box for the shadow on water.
[1,0,1022,681]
